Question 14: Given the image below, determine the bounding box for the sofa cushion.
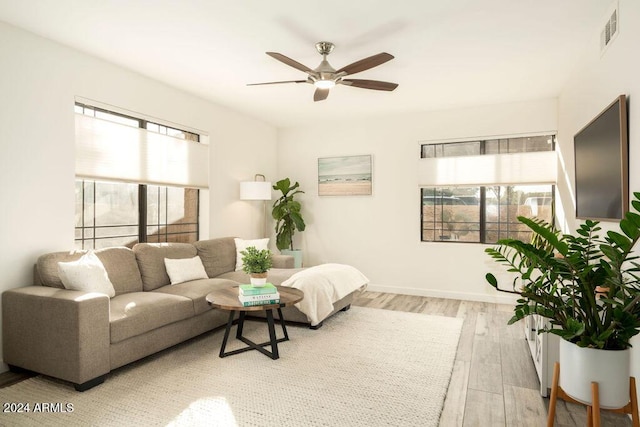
[194,237,237,278]
[233,238,269,271]
[153,278,239,315]
[164,256,208,285]
[36,247,143,295]
[109,292,194,343]
[57,251,116,297]
[133,243,197,291]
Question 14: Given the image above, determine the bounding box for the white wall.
[277,98,557,303]
[0,21,277,368]
[555,0,640,399]
[556,0,640,233]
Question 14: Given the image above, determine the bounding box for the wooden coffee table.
[206,285,304,360]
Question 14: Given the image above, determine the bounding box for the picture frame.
[318,155,372,196]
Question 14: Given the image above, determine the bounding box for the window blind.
[417,151,557,186]
[75,113,209,188]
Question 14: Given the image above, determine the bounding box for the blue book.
[238,298,281,307]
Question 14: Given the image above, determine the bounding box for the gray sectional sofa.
[2,237,355,391]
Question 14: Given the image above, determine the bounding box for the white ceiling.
[0,1,611,128]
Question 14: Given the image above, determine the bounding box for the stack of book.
[238,283,280,306]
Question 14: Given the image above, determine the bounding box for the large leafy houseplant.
[485,192,640,350]
[272,178,306,251]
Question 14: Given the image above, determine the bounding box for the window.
[75,180,199,250]
[74,103,201,250]
[145,185,199,244]
[421,136,552,158]
[420,136,555,244]
[421,187,481,242]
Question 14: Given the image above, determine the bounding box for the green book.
[239,283,277,296]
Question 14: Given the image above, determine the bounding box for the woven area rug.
[0,306,462,427]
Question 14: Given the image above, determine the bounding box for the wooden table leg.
[591,382,601,427]
[631,377,640,427]
[547,362,560,427]
[547,364,638,427]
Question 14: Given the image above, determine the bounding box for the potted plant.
[240,246,273,286]
[485,192,640,408]
[272,178,306,267]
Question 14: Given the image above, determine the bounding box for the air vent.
[600,4,619,53]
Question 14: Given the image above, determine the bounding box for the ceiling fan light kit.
[314,80,335,89]
[248,41,398,102]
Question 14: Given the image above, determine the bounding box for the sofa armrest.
[272,254,294,269]
[2,286,110,386]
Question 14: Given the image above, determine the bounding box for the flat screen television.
[574,95,628,221]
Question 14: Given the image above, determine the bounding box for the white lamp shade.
[240,181,272,200]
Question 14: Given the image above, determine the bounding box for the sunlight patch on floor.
[167,397,238,427]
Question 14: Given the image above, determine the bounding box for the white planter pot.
[281,249,303,268]
[559,339,630,409]
[249,273,268,287]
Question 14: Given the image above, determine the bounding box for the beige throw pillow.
[234,238,269,271]
[57,251,116,298]
[164,256,208,285]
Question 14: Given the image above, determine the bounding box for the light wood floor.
[351,291,632,426]
[0,291,633,426]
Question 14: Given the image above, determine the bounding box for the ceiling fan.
[248,41,398,102]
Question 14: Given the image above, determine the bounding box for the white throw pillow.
[57,251,116,298]
[164,256,208,285]
[234,238,270,271]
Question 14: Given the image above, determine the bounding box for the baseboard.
[366,284,519,305]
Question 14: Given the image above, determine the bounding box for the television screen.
[574,95,628,221]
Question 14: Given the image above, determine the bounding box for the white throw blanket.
[280,263,369,326]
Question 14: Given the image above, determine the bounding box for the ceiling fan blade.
[247,80,308,86]
[336,52,394,75]
[314,88,330,102]
[266,52,315,74]
[341,79,398,91]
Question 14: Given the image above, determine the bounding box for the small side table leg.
[277,307,289,341]
[236,311,246,339]
[219,310,236,358]
[265,309,279,360]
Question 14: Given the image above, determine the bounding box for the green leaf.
[607,231,632,252]
[272,178,291,194]
[626,212,640,228]
[620,219,640,240]
[486,273,498,288]
[576,228,589,237]
[564,317,585,340]
[518,216,568,255]
[290,211,306,232]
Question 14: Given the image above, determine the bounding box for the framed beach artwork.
[318,155,372,196]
